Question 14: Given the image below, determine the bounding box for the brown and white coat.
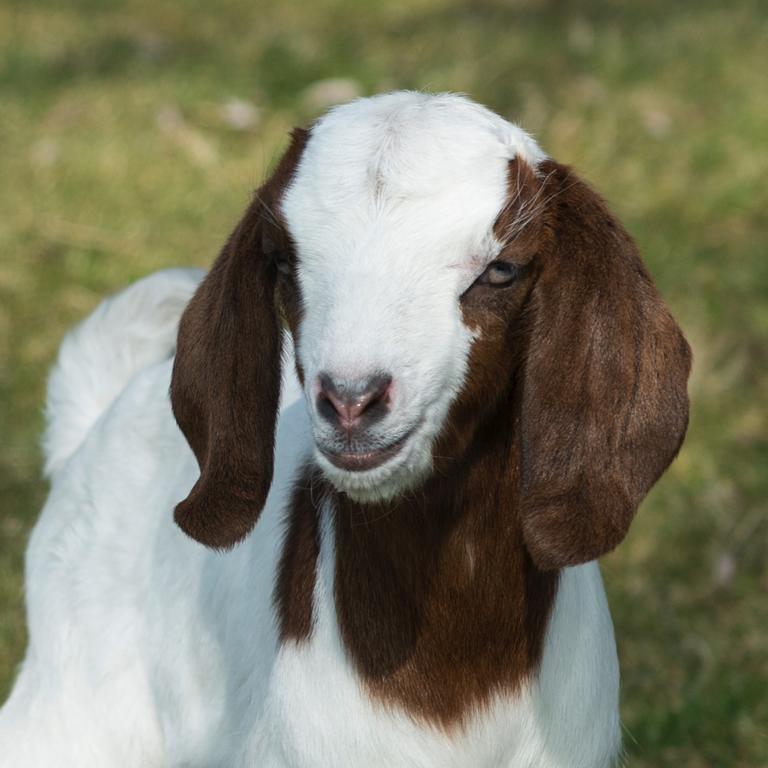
[0,92,691,768]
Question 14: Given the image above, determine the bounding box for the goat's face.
[170,92,691,567]
[279,94,547,502]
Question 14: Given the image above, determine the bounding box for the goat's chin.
[314,435,435,504]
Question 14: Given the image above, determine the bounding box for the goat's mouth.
[319,428,415,472]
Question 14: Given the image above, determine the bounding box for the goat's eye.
[275,254,292,277]
[262,232,278,255]
[478,260,519,286]
[263,232,292,276]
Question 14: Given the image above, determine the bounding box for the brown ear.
[520,161,692,570]
[170,128,308,549]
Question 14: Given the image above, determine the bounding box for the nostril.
[316,372,393,429]
[316,374,353,425]
[363,373,393,412]
[316,387,343,424]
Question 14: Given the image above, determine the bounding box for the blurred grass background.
[0,0,766,765]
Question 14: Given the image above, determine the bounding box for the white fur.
[42,268,204,477]
[283,92,547,502]
[0,93,621,767]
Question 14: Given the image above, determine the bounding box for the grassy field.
[1,0,766,764]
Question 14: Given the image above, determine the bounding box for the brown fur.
[516,160,691,569]
[171,135,691,726]
[170,127,308,548]
[332,423,558,728]
[275,467,322,642]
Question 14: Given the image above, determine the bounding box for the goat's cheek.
[459,304,515,403]
[430,323,506,464]
[447,346,506,464]
[468,335,508,406]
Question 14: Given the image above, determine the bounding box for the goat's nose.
[316,373,393,430]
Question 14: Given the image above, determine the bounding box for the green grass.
[1,1,766,765]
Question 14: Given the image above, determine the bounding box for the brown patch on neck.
[332,397,558,728]
[276,401,558,728]
[275,467,322,642]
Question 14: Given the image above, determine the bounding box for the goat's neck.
[277,411,559,728]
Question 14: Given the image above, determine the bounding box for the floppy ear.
[519,161,692,570]
[170,128,308,549]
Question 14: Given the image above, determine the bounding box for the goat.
[0,91,691,767]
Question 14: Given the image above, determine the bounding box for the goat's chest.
[240,487,623,768]
[246,506,572,768]
[255,637,550,768]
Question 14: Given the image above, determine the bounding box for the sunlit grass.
[1,1,766,765]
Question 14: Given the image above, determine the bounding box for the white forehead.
[281,91,546,268]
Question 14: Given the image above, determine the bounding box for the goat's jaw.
[319,422,418,472]
[312,418,436,503]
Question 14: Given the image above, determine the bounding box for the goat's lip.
[319,429,413,472]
